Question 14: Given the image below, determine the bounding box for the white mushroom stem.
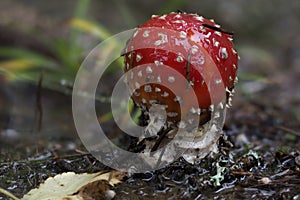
[142,104,167,140]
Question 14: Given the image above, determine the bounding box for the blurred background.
[0,0,299,160]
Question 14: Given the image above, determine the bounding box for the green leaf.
[70,18,112,40]
[0,47,59,70]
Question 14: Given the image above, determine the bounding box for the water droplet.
[136,54,142,62]
[144,85,152,93]
[168,76,175,83]
[180,31,187,38]
[215,79,222,85]
[215,31,222,37]
[135,82,140,89]
[154,60,163,66]
[214,41,220,47]
[142,98,147,104]
[145,75,151,82]
[199,25,206,32]
[215,24,221,28]
[161,92,169,97]
[137,70,142,77]
[143,30,150,37]
[191,45,198,54]
[159,14,167,20]
[155,33,168,46]
[146,66,153,73]
[155,87,161,92]
[194,16,204,22]
[220,47,228,60]
[154,40,162,46]
[232,48,237,55]
[190,107,196,114]
[176,55,184,62]
[174,14,181,19]
[174,96,183,105]
[156,76,162,83]
[174,20,187,25]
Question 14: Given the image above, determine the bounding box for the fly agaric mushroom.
[123,12,238,150]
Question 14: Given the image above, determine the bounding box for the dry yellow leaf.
[22,170,125,200]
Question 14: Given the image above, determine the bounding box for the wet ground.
[1,0,300,199]
[1,87,299,199]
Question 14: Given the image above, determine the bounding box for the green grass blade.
[0,47,59,70]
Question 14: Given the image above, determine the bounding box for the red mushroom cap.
[123,12,238,127]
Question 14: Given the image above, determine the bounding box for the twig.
[277,125,300,137]
[35,70,44,131]
[0,187,20,200]
[150,127,171,153]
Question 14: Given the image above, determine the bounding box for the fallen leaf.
[22,170,125,200]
